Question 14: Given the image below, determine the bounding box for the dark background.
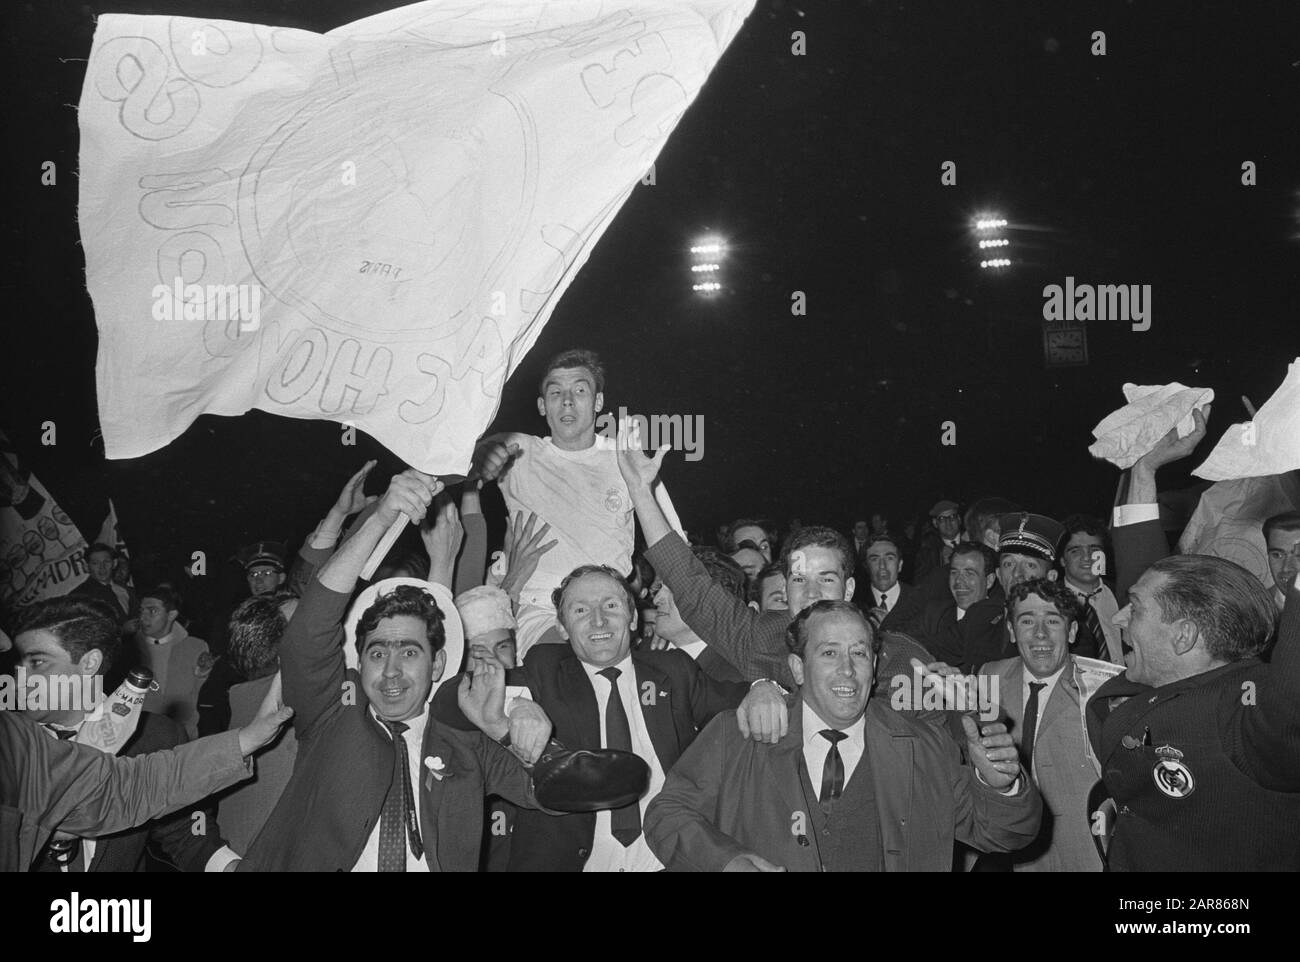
[2,0,1298,619]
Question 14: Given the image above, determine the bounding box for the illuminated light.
[978,258,1012,269]
[977,238,1009,249]
[690,241,725,254]
[973,217,1008,231]
[692,281,722,292]
[690,263,721,272]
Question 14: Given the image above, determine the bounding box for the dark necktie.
[878,592,889,610]
[1080,588,1105,658]
[818,729,848,800]
[378,719,423,871]
[598,667,642,846]
[1021,682,1047,776]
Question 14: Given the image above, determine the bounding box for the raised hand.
[615,421,669,494]
[723,853,786,872]
[499,511,559,602]
[471,439,522,484]
[1134,405,1211,474]
[420,492,464,585]
[962,715,1021,791]
[374,469,443,528]
[458,658,508,741]
[333,460,379,517]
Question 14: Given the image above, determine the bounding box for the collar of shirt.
[1022,662,1068,709]
[875,582,901,608]
[580,653,635,687]
[801,701,867,751]
[147,623,183,646]
[1064,578,1104,601]
[367,701,431,748]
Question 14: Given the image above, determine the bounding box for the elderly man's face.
[1009,593,1076,679]
[1113,571,1182,687]
[359,615,444,722]
[997,553,1054,595]
[934,510,961,541]
[557,572,635,668]
[1266,527,1300,596]
[785,546,854,616]
[789,610,875,729]
[468,629,517,670]
[949,552,994,610]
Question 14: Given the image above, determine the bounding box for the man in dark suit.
[436,563,750,871]
[644,601,1041,871]
[239,470,553,872]
[10,595,240,872]
[1089,410,1300,871]
[899,543,1006,673]
[859,533,925,631]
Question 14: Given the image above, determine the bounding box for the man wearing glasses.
[915,500,962,581]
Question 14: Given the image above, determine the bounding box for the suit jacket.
[876,583,926,632]
[900,596,1008,673]
[979,656,1102,872]
[644,697,1042,871]
[1,712,249,873]
[239,577,539,872]
[433,643,749,871]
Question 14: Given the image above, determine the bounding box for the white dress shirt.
[873,582,901,611]
[800,702,866,799]
[1112,503,1160,528]
[1021,664,1067,778]
[352,704,432,872]
[581,655,665,872]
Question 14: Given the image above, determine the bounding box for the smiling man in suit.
[643,601,1042,871]
[239,469,553,872]
[500,564,750,871]
[860,534,924,631]
[977,578,1106,872]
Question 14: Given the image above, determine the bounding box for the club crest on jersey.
[1152,745,1195,799]
[604,487,623,513]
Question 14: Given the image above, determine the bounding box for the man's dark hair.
[354,585,447,658]
[963,498,1019,548]
[950,542,997,576]
[725,518,777,554]
[12,596,121,675]
[139,584,182,614]
[1147,555,1276,662]
[1263,510,1300,543]
[1005,578,1082,626]
[538,348,605,396]
[85,542,117,560]
[229,595,288,680]
[858,532,902,565]
[1059,514,1110,552]
[786,599,881,659]
[551,564,638,623]
[748,562,786,605]
[691,547,747,603]
[779,526,855,580]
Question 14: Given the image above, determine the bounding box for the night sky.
[2,0,1298,619]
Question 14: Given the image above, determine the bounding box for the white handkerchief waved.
[1194,358,1300,481]
[1088,383,1215,469]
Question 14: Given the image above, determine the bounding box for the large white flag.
[78,0,754,473]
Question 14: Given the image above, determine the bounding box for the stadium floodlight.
[979,258,1012,269]
[690,234,727,295]
[692,281,722,292]
[974,217,1008,231]
[978,238,1009,249]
